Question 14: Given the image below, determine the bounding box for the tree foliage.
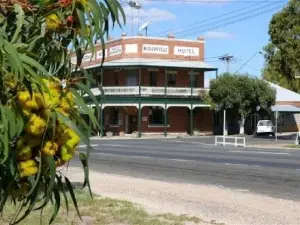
[0,0,124,224]
[262,0,300,92]
[209,73,276,119]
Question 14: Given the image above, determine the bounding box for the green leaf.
[0,106,9,164]
[65,176,81,219]
[56,174,69,213]
[75,82,100,126]
[3,40,25,78]
[11,4,24,43]
[47,156,56,193]
[19,53,48,75]
[49,184,61,224]
[79,153,93,198]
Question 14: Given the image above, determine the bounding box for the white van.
[256,120,275,136]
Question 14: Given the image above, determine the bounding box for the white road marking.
[190,141,215,146]
[230,150,290,155]
[235,189,250,192]
[169,158,195,162]
[225,163,262,168]
[174,140,184,143]
[78,144,98,148]
[99,144,127,147]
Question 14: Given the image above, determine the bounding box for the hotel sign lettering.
[142,44,169,54]
[174,46,199,57]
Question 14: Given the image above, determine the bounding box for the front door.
[126,115,137,134]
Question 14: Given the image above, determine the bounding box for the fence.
[215,136,246,147]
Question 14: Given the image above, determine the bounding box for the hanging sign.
[174,46,199,56]
[109,45,122,56]
[142,44,169,54]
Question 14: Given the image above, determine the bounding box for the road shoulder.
[65,167,300,225]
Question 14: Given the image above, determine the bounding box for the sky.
[109,0,288,85]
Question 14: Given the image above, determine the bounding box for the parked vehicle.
[256,120,275,136]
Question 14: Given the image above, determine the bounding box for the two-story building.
[75,34,218,137]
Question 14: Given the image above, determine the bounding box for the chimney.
[197,36,205,41]
[122,32,127,37]
[167,33,175,39]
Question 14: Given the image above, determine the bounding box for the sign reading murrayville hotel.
[142,44,169,54]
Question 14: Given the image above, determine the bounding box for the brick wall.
[103,106,213,135]
[102,68,205,88]
[75,36,206,68]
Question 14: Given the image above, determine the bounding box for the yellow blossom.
[17,145,33,161]
[42,141,58,156]
[60,146,73,162]
[17,91,30,104]
[25,114,46,136]
[46,14,62,30]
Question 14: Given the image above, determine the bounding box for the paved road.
[72,138,300,200]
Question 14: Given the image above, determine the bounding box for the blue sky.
[110,0,287,82]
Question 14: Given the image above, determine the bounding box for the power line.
[150,1,266,36]
[175,3,283,38]
[151,1,284,37]
[171,1,280,37]
[233,52,262,74]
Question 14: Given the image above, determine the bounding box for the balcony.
[90,86,209,97]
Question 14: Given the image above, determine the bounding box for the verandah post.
[164,70,167,137]
[138,68,142,138]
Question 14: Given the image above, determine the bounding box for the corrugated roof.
[266,81,300,102]
[271,105,300,112]
[84,58,217,71]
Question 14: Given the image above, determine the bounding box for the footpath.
[65,167,300,225]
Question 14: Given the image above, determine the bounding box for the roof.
[271,105,300,112]
[83,58,217,71]
[266,81,300,102]
[102,36,205,44]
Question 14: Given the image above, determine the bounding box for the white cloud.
[204,31,234,39]
[123,6,176,24]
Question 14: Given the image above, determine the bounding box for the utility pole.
[218,54,234,73]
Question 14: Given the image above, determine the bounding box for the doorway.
[126,115,137,134]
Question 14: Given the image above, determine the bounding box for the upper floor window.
[167,73,176,87]
[189,73,198,88]
[149,71,157,86]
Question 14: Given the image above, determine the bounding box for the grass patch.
[285,144,300,149]
[0,189,205,225]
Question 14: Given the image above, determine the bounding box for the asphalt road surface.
[72,138,300,201]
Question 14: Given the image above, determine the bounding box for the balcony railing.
[90,86,209,97]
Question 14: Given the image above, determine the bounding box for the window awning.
[271,105,300,112]
[82,58,218,71]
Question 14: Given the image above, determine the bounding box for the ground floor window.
[149,107,164,125]
[110,107,119,125]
